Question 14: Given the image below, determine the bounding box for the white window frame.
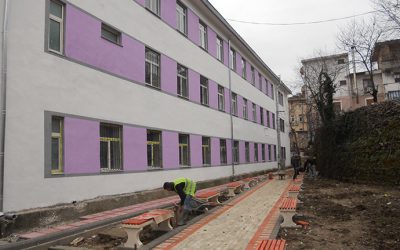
[242,58,247,79]
[51,116,64,174]
[145,48,161,88]
[101,23,121,45]
[251,67,255,85]
[48,0,64,54]
[179,134,190,167]
[254,143,259,162]
[216,37,224,62]
[252,103,257,122]
[202,137,211,165]
[231,93,238,116]
[245,142,250,163]
[233,141,239,164]
[243,98,248,120]
[176,1,187,35]
[218,85,225,111]
[278,92,284,106]
[199,21,208,50]
[258,73,262,89]
[220,139,227,164]
[261,144,266,162]
[230,48,236,70]
[147,130,162,168]
[146,0,160,16]
[200,76,209,106]
[260,107,264,125]
[177,64,188,98]
[100,124,122,172]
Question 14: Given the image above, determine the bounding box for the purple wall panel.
[189,69,200,103]
[248,101,253,121]
[269,111,273,128]
[135,0,145,7]
[65,5,145,84]
[246,62,251,82]
[211,137,220,166]
[187,9,199,45]
[258,143,262,162]
[161,55,177,95]
[123,126,147,171]
[239,141,245,164]
[249,142,254,163]
[162,131,179,169]
[208,80,218,109]
[237,96,243,119]
[190,135,202,167]
[254,105,260,124]
[223,41,229,67]
[208,28,217,58]
[226,139,232,164]
[64,117,100,174]
[161,0,176,27]
[224,88,230,113]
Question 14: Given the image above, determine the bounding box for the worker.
[163,177,196,226]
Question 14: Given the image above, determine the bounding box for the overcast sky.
[208,0,375,94]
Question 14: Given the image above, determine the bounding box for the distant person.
[291,155,300,180]
[163,177,196,226]
[309,157,317,178]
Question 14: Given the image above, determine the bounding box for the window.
[147,130,162,168]
[199,21,208,50]
[251,67,255,85]
[270,83,274,99]
[261,144,265,162]
[145,48,160,88]
[245,142,250,163]
[268,145,272,161]
[260,107,264,125]
[220,139,227,164]
[48,0,64,53]
[51,116,63,174]
[242,58,247,79]
[281,147,286,160]
[176,1,187,34]
[299,115,304,122]
[337,58,345,64]
[388,90,400,100]
[278,92,284,106]
[202,137,211,165]
[145,0,160,15]
[177,64,188,98]
[272,113,276,129]
[230,48,236,70]
[243,98,248,120]
[279,118,285,132]
[100,124,122,171]
[218,85,225,111]
[258,73,262,88]
[200,76,209,106]
[254,143,259,162]
[179,134,190,166]
[216,37,224,62]
[101,23,121,45]
[394,72,400,83]
[266,110,270,127]
[363,79,373,94]
[252,103,257,122]
[231,93,238,116]
[333,102,342,113]
[233,141,239,163]
[340,80,347,86]
[259,77,263,91]
[273,145,277,161]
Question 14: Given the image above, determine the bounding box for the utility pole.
[351,46,359,104]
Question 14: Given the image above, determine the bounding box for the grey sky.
[208,0,375,94]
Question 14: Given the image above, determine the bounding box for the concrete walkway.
[155,178,292,250]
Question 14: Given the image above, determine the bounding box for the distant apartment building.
[0,0,291,212]
[288,89,309,156]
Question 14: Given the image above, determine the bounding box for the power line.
[226,11,378,26]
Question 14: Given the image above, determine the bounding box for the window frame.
[252,103,257,122]
[268,145,272,161]
[100,123,123,172]
[243,98,248,120]
[145,0,160,16]
[199,21,208,50]
[179,134,190,167]
[230,48,236,70]
[278,91,284,106]
[231,92,238,116]
[260,107,264,125]
[145,48,161,88]
[202,137,211,166]
[176,1,187,35]
[233,141,240,164]
[254,143,259,162]
[251,67,255,85]
[245,142,250,163]
[177,64,188,98]
[147,130,162,168]
[101,23,122,45]
[261,144,266,162]
[218,85,225,111]
[220,139,227,165]
[200,76,209,106]
[216,36,224,62]
[51,116,64,174]
[48,0,65,54]
[279,118,285,132]
[241,58,247,79]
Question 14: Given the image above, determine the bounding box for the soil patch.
[278,177,400,249]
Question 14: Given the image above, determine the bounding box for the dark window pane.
[100,141,108,169]
[51,138,59,170]
[50,1,63,18]
[49,20,61,52]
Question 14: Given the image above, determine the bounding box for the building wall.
[3,0,290,212]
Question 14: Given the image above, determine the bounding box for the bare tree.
[338,17,386,102]
[372,0,400,29]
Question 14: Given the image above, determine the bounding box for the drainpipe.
[275,76,282,171]
[228,40,235,178]
[0,0,10,212]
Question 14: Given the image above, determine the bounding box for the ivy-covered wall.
[316,101,400,185]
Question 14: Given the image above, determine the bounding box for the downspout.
[275,77,282,171]
[228,40,235,177]
[0,0,10,212]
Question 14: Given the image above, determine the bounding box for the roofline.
[200,0,292,94]
[301,53,349,64]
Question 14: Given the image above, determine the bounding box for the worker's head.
[163,182,174,191]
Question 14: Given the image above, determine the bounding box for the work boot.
[177,210,189,226]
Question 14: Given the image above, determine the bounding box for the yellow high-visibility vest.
[173,177,196,196]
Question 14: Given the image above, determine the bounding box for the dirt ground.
[278,177,400,250]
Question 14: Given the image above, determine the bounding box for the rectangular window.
[260,107,264,125]
[252,103,257,122]
[363,79,373,94]
[100,124,122,171]
[233,141,239,164]
[251,67,255,85]
[145,0,160,15]
[299,115,304,122]
[337,58,345,64]
[51,116,64,174]
[220,139,227,164]
[272,113,276,129]
[254,143,259,162]
[176,1,187,35]
[202,137,211,165]
[145,48,160,88]
[281,147,286,159]
[242,58,247,79]
[218,85,225,111]
[147,130,162,168]
[261,144,265,162]
[258,73,262,89]
[280,118,285,132]
[340,80,347,86]
[200,76,209,106]
[177,64,188,98]
[199,21,208,50]
[231,93,238,116]
[268,145,272,161]
[216,37,224,62]
[273,145,277,161]
[270,83,274,99]
[101,23,121,45]
[278,92,284,106]
[266,110,270,127]
[230,48,236,70]
[179,134,190,166]
[394,73,400,83]
[245,142,250,163]
[243,98,248,120]
[388,90,400,100]
[48,0,64,54]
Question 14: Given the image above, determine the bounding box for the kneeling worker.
[163,177,196,226]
